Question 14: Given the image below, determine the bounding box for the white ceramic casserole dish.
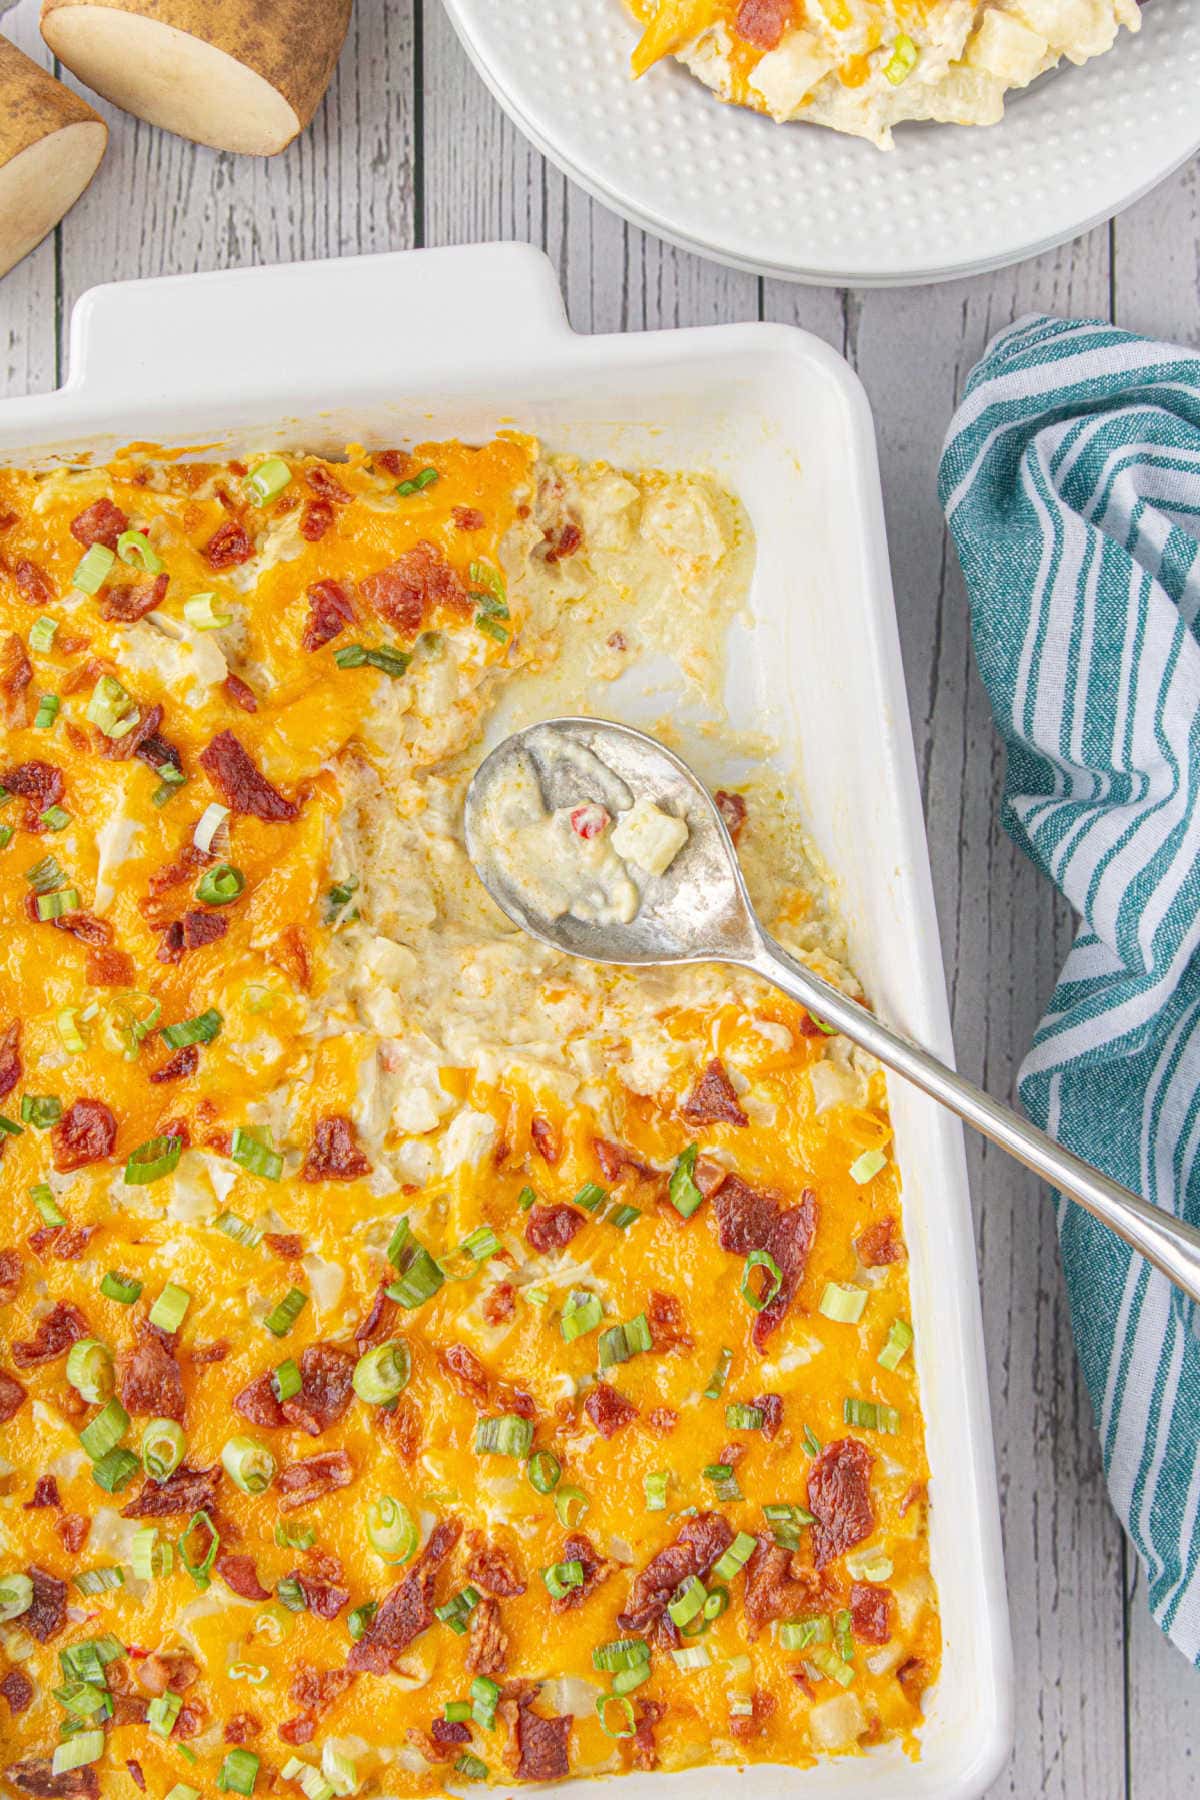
[0,242,1012,1798]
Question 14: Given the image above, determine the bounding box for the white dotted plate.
[439,0,1200,285]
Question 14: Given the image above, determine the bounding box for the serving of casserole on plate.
[0,245,1011,1799]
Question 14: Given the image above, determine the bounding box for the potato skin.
[0,34,104,160]
[42,0,353,147]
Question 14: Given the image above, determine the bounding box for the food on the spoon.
[626,0,1141,149]
[0,439,938,1791]
[0,36,106,281]
[40,0,352,155]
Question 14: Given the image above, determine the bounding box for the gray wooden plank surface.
[2,0,1199,1786]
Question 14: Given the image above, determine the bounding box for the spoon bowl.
[464,714,1200,1312]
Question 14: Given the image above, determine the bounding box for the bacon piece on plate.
[102,573,168,622]
[24,1566,67,1642]
[12,1303,88,1368]
[524,1203,583,1254]
[71,498,128,549]
[51,1098,117,1172]
[302,579,356,652]
[0,1021,20,1101]
[6,1761,98,1799]
[734,0,791,49]
[280,1344,356,1438]
[1,759,64,831]
[552,1532,609,1614]
[0,1370,26,1423]
[714,789,748,843]
[850,1581,893,1645]
[514,1698,572,1783]
[204,521,254,569]
[233,1372,286,1431]
[0,634,31,727]
[300,500,333,542]
[118,1328,186,1421]
[680,1058,748,1128]
[347,1519,461,1673]
[0,1671,33,1716]
[222,672,258,714]
[216,1554,271,1602]
[121,1463,221,1518]
[806,1437,875,1570]
[156,911,229,964]
[856,1215,905,1267]
[617,1512,733,1634]
[277,1450,354,1514]
[149,1044,199,1084]
[13,560,54,608]
[360,541,468,637]
[301,1115,370,1182]
[584,1383,637,1440]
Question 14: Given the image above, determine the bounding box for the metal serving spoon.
[465,715,1200,1309]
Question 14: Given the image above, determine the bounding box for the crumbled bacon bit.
[149,1044,199,1084]
[807,1437,875,1569]
[28,1224,95,1261]
[233,1372,286,1431]
[439,1342,490,1410]
[524,1202,584,1254]
[538,518,583,565]
[24,1474,59,1509]
[529,1115,560,1164]
[733,0,791,48]
[118,1328,186,1422]
[729,1688,778,1740]
[101,572,168,622]
[6,1761,98,1799]
[482,1281,515,1325]
[70,498,128,549]
[465,1536,526,1598]
[0,634,31,727]
[513,1698,572,1782]
[452,506,485,531]
[156,910,229,964]
[584,1382,638,1440]
[354,1282,398,1355]
[13,560,54,608]
[280,1343,356,1438]
[300,499,334,542]
[570,803,610,840]
[850,1581,893,1645]
[120,1463,221,1518]
[1,759,64,831]
[0,1021,20,1101]
[552,1532,609,1614]
[0,1671,33,1716]
[55,1514,89,1554]
[222,671,258,714]
[618,1513,733,1635]
[753,1393,784,1439]
[124,1766,145,1793]
[856,1215,905,1266]
[277,1450,354,1513]
[24,1566,67,1642]
[714,789,748,843]
[347,1518,461,1672]
[51,1097,117,1172]
[223,1715,260,1746]
[204,520,254,569]
[360,541,469,637]
[301,1114,370,1182]
[85,945,137,987]
[647,1289,693,1354]
[0,1371,26,1424]
[302,578,356,652]
[373,449,410,478]
[465,1595,507,1676]
[199,729,298,822]
[12,1302,88,1368]
[680,1058,748,1127]
[264,1232,304,1260]
[216,1554,271,1602]
[630,1699,665,1771]
[307,466,351,505]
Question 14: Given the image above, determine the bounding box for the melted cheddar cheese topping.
[0,442,939,1795]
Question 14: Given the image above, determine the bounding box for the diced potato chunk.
[966,9,1050,84]
[611,797,689,877]
[809,1690,867,1750]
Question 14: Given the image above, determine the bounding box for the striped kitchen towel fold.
[938,315,1200,1665]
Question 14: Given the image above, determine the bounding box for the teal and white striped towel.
[938,315,1200,1663]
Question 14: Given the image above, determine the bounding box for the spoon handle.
[751,930,1200,1308]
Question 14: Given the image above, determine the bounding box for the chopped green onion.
[725,1402,765,1431]
[142,1417,186,1482]
[53,1678,109,1720]
[183,593,232,630]
[517,1185,537,1211]
[803,1424,822,1458]
[25,852,65,892]
[385,1217,444,1308]
[179,1511,220,1589]
[333,645,366,669]
[33,692,60,730]
[819,1281,868,1324]
[52,1732,106,1776]
[525,1449,561,1494]
[272,1359,302,1403]
[123,1135,183,1185]
[152,763,187,808]
[470,1674,500,1730]
[86,673,137,739]
[275,1521,317,1552]
[66,1338,114,1405]
[40,806,70,833]
[36,888,80,920]
[608,1204,641,1230]
[878,1318,914,1371]
[561,1289,603,1343]
[194,802,230,853]
[347,1601,377,1641]
[704,1347,733,1399]
[593,1639,650,1674]
[704,1586,730,1621]
[323,877,359,923]
[165,1787,201,1800]
[216,1210,264,1249]
[0,1115,21,1138]
[434,1586,480,1635]
[668,1142,704,1218]
[573,1181,607,1213]
[217,1748,260,1795]
[161,1007,223,1050]
[554,1484,589,1529]
[703,1462,743,1503]
[596,1692,636,1739]
[0,826,11,850]
[131,1527,171,1582]
[91,1448,139,1493]
[454,1755,488,1782]
[366,1495,417,1563]
[29,615,58,653]
[147,1690,183,1738]
[644,1469,669,1512]
[469,560,505,601]
[667,1576,707,1628]
[883,32,918,84]
[276,1576,307,1613]
[475,614,508,644]
[74,1564,124,1597]
[148,1282,191,1334]
[444,1702,473,1724]
[472,587,509,621]
[541,1559,584,1600]
[810,1642,855,1688]
[72,544,115,594]
[474,1413,534,1459]
[232,1127,283,1182]
[263,1288,308,1337]
[22,1095,62,1129]
[741,1249,783,1313]
[613,1663,652,1695]
[79,1397,129,1462]
[116,529,163,573]
[764,1503,813,1551]
[849,1149,887,1185]
[31,1180,65,1222]
[524,1287,549,1307]
[320,1745,358,1798]
[223,1435,276,1496]
[56,1007,85,1053]
[671,1644,711,1672]
[395,467,439,496]
[843,1397,901,1434]
[59,1635,123,1679]
[597,1311,652,1371]
[713,1530,758,1581]
[0,1574,33,1621]
[779,1615,830,1651]
[363,644,410,677]
[195,864,244,906]
[245,457,292,506]
[834,1607,854,1663]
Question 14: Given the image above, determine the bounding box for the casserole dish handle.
[62,244,572,405]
